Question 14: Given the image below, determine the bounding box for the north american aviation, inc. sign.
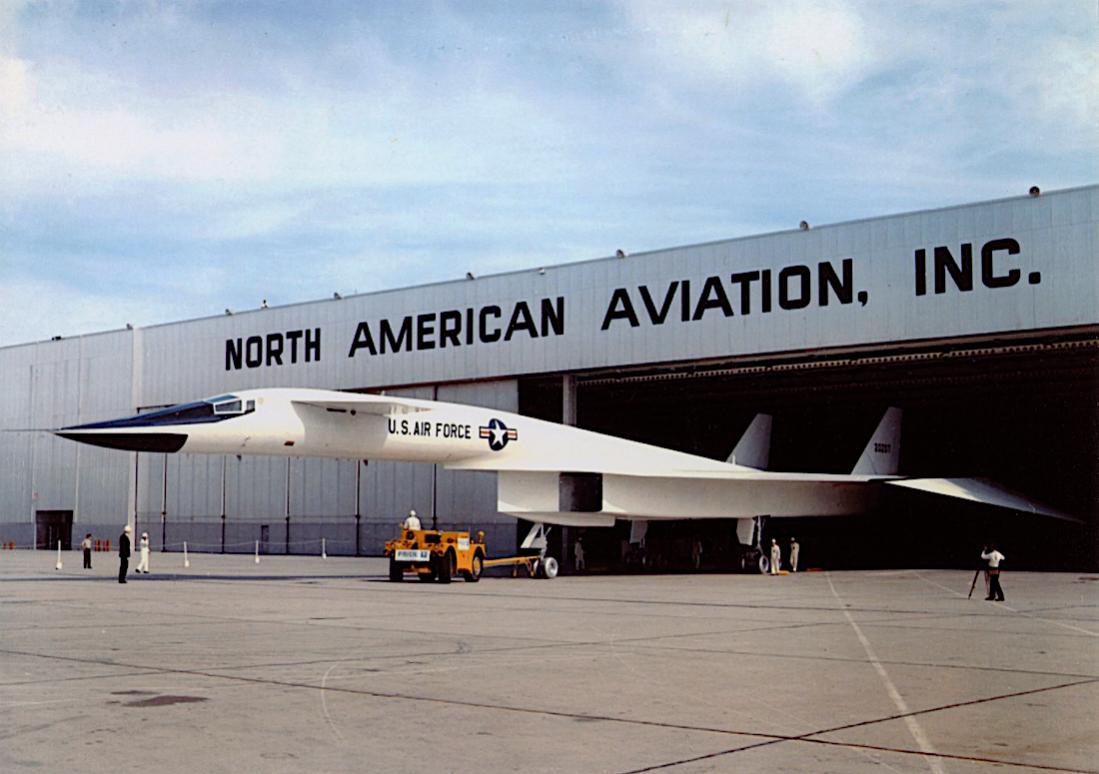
[224,256,867,371]
[224,237,1044,372]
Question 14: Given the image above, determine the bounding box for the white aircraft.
[55,388,1070,573]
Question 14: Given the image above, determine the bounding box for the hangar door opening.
[520,337,1098,571]
[36,510,73,551]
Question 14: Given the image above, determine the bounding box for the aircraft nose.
[54,429,188,453]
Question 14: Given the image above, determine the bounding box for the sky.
[1,0,1096,347]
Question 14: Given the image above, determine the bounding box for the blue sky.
[1,1,1095,346]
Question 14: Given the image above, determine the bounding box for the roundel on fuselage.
[478,418,517,451]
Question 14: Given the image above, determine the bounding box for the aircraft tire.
[758,554,770,575]
[538,556,559,579]
[388,557,403,582]
[437,550,454,584]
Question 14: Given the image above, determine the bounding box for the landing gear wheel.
[437,550,454,584]
[758,554,770,575]
[538,556,559,579]
[463,552,483,582]
[388,557,403,582]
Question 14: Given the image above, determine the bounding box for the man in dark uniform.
[118,524,131,583]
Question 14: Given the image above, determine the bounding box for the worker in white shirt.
[402,509,422,531]
[769,538,781,575]
[980,544,1006,601]
[136,532,150,573]
[789,538,800,573]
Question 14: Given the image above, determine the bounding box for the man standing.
[82,533,93,569]
[136,532,150,574]
[402,509,421,531]
[118,525,131,584]
[574,537,585,572]
[789,538,800,573]
[981,544,1006,601]
[770,538,781,575]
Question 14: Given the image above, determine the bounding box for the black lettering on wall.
[348,323,377,357]
[504,302,537,341]
[601,289,640,330]
[245,336,263,368]
[692,276,734,320]
[479,306,502,342]
[226,339,243,370]
[934,244,973,294]
[639,283,678,325]
[540,297,565,337]
[416,314,436,350]
[730,271,758,314]
[818,259,853,305]
[981,238,1021,288]
[778,265,811,310]
[304,328,320,362]
[266,333,284,366]
[439,310,462,347]
[380,318,412,353]
[286,330,303,361]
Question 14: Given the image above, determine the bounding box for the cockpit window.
[137,402,215,424]
[213,399,244,415]
[206,395,255,416]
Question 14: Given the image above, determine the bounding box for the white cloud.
[620,0,876,105]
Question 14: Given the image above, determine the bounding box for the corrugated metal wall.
[0,333,134,544]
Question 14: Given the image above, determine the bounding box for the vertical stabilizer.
[852,407,902,475]
[727,414,772,469]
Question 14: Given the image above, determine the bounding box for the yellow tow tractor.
[384,525,559,583]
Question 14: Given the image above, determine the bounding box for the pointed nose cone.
[55,403,203,453]
[54,427,189,453]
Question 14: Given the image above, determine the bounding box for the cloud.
[0,5,592,200]
[620,0,875,105]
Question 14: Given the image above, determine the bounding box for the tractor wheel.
[437,550,454,584]
[463,552,483,582]
[388,557,403,582]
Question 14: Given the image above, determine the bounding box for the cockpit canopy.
[63,394,257,431]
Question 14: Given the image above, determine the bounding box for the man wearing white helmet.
[402,509,422,531]
[769,538,781,575]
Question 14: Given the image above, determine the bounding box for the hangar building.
[2,186,1096,570]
